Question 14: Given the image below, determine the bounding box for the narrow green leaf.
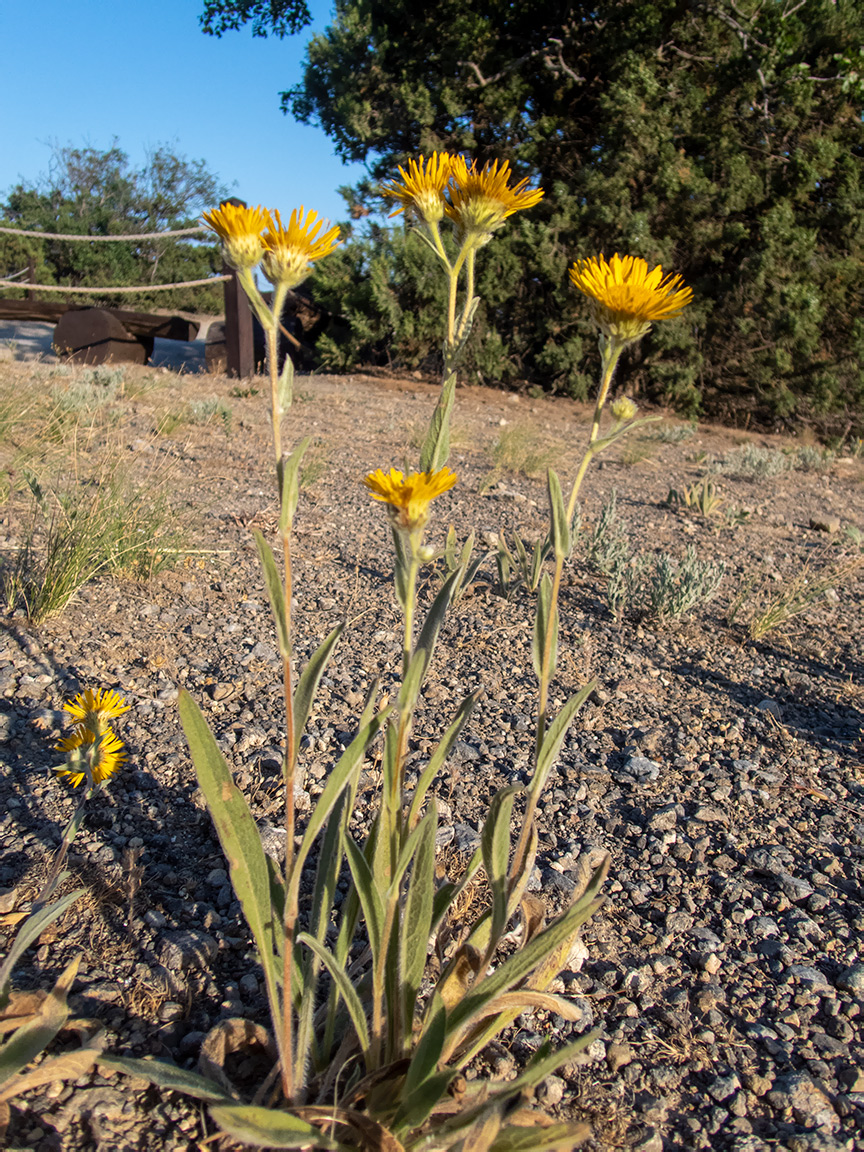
[532,573,557,681]
[481,787,520,953]
[400,806,437,1029]
[293,624,343,753]
[209,1104,347,1150]
[178,690,279,998]
[488,1120,591,1151]
[531,681,596,800]
[513,533,529,571]
[398,649,426,713]
[297,778,344,1082]
[412,564,461,688]
[506,821,538,917]
[297,934,370,1055]
[445,525,458,569]
[509,1031,599,1096]
[446,895,606,1043]
[98,1053,235,1103]
[459,532,475,569]
[420,370,456,473]
[0,889,83,1007]
[405,994,446,1101]
[461,553,486,591]
[290,708,390,905]
[344,838,384,958]
[276,352,295,418]
[320,682,379,966]
[530,537,548,592]
[407,692,479,828]
[253,529,289,658]
[265,854,286,929]
[393,1070,455,1133]
[546,469,571,559]
[278,435,310,535]
[496,549,512,592]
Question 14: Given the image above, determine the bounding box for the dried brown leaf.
[198,1017,276,1097]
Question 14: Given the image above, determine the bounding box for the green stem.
[255,277,295,1103]
[425,219,450,269]
[32,787,95,915]
[401,546,420,679]
[391,545,420,861]
[510,336,626,888]
[267,282,290,482]
[370,887,401,1067]
[444,239,474,375]
[588,338,624,446]
[445,267,459,371]
[237,268,273,333]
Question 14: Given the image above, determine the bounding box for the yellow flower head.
[381,153,455,224]
[364,466,457,532]
[64,687,129,731]
[202,202,269,270]
[55,728,126,788]
[260,207,341,288]
[446,157,544,244]
[569,253,692,343]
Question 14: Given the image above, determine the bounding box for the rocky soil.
[0,360,862,1151]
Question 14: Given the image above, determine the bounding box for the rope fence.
[0,221,257,375]
[0,225,208,241]
[0,275,231,294]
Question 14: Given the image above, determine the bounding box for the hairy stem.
[511,337,625,887]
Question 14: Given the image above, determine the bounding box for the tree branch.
[458,31,584,89]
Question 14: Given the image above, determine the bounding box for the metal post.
[26,256,35,301]
[220,198,254,379]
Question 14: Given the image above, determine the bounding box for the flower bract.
[260,208,341,288]
[446,157,544,243]
[569,253,692,343]
[364,466,457,532]
[202,202,269,270]
[55,728,126,788]
[381,153,455,224]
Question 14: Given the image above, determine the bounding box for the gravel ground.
[0,360,862,1151]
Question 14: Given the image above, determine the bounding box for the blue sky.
[0,0,367,227]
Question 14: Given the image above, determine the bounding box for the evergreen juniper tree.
[206,0,864,431]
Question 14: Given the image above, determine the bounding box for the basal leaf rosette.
[569,253,692,344]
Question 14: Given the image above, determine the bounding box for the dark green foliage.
[199,0,310,38]
[205,0,864,431]
[0,143,231,313]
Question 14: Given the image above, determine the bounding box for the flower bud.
[611,396,638,422]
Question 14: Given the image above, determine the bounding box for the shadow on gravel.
[671,655,863,760]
